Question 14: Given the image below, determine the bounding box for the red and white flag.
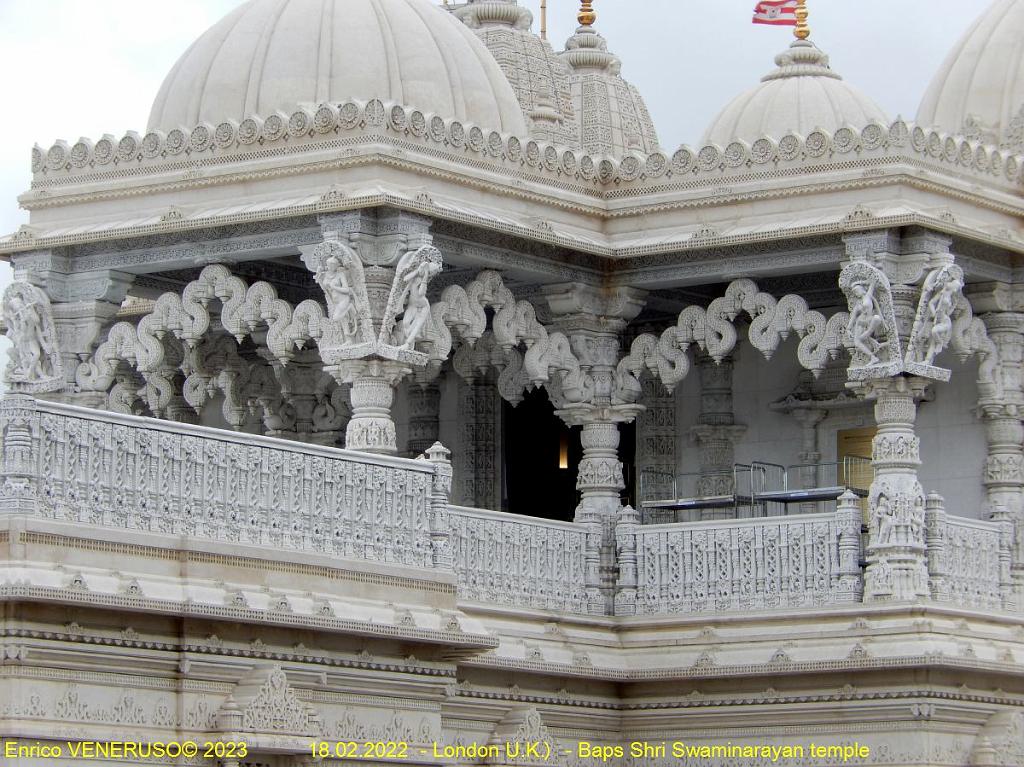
[752,0,798,26]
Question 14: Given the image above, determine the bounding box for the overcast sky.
[0,0,994,373]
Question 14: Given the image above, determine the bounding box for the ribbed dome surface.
[916,0,1024,149]
[703,41,888,146]
[148,0,528,135]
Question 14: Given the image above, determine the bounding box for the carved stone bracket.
[1,282,64,394]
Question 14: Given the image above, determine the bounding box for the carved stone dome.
[454,0,580,148]
[559,18,660,156]
[148,0,528,135]
[703,40,888,146]
[916,0,1024,151]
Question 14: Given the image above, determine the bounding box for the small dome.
[916,0,1024,151]
[560,17,660,156]
[454,0,580,147]
[703,40,888,146]
[148,0,528,135]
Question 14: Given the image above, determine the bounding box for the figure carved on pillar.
[906,264,965,375]
[389,247,443,350]
[1,282,64,394]
[840,262,900,377]
[314,245,363,343]
[302,212,445,455]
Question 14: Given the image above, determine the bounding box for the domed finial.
[794,0,810,40]
[578,0,596,27]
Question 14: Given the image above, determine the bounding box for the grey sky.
[0,0,993,342]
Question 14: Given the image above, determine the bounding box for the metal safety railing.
[639,456,872,521]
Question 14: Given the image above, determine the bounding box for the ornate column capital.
[297,210,443,454]
[541,282,647,332]
[966,282,1024,314]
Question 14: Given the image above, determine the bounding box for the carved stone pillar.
[451,337,503,509]
[300,210,443,455]
[407,382,441,457]
[250,353,348,446]
[841,231,974,604]
[344,362,404,453]
[635,373,677,524]
[793,407,827,513]
[560,407,640,614]
[543,283,646,614]
[691,354,745,520]
[967,285,1024,591]
[863,376,931,602]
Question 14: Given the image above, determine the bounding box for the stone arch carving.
[615,277,849,402]
[425,269,590,406]
[76,265,331,426]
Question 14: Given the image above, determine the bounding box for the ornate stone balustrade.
[448,505,590,614]
[0,396,441,569]
[926,494,1015,610]
[619,503,864,616]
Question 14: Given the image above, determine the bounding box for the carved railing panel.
[629,511,862,615]
[449,506,589,613]
[14,399,435,568]
[927,506,1013,610]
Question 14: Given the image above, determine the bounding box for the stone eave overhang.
[3,186,1021,279]
[5,106,1023,264]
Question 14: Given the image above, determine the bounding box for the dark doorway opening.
[502,388,581,520]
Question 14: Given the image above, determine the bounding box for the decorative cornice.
[26,100,1024,198]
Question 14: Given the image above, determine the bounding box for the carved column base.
[338,361,407,454]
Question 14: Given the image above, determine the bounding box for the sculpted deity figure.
[391,247,442,350]
[874,492,895,546]
[315,254,361,344]
[2,282,61,385]
[847,280,888,366]
[398,259,437,349]
[922,267,963,363]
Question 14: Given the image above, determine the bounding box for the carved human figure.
[397,256,441,350]
[4,285,57,381]
[923,267,962,363]
[315,255,360,343]
[874,492,895,546]
[847,280,888,366]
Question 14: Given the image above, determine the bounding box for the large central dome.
[148,0,528,135]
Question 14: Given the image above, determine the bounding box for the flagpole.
[794,0,810,40]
